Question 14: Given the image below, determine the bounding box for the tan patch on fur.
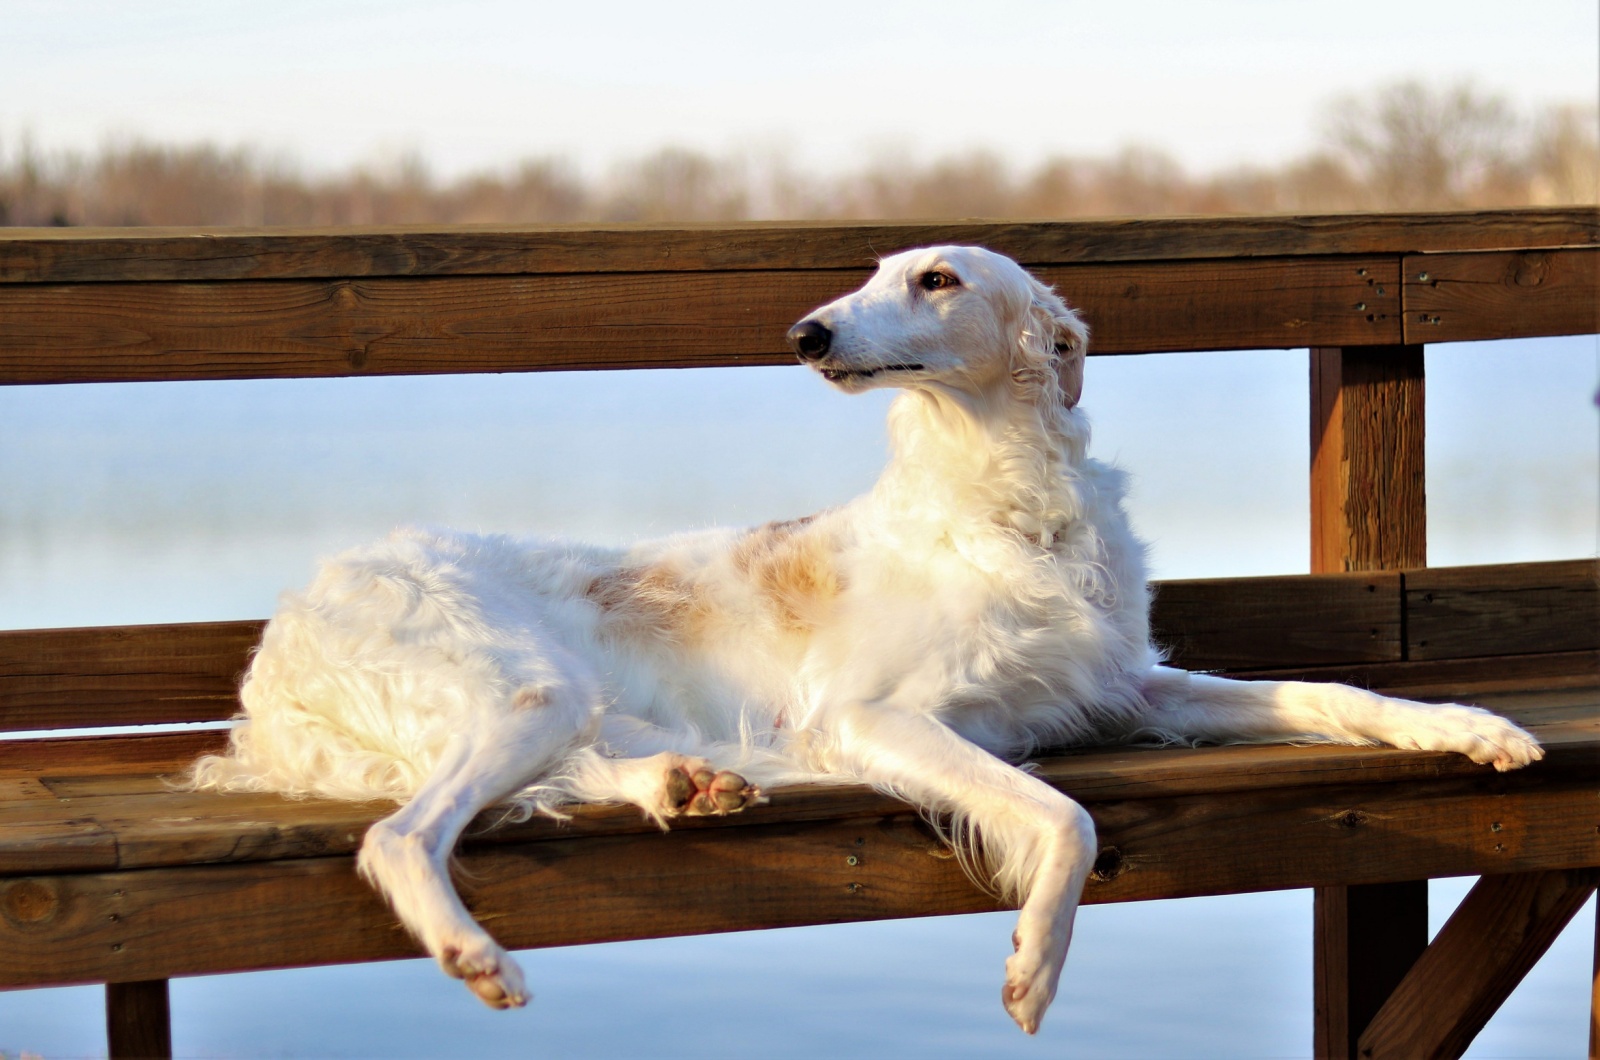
[511,688,550,711]
[584,564,711,642]
[732,515,842,634]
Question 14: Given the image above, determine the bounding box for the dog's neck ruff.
[872,386,1091,558]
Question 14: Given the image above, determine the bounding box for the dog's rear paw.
[664,760,761,816]
[440,937,528,1010]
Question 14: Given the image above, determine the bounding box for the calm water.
[3,340,1595,1057]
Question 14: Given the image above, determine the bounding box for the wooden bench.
[2,209,1597,1059]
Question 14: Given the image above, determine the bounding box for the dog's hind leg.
[811,702,1096,1035]
[356,676,599,1009]
[1137,665,1542,770]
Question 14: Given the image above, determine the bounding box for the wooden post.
[1309,345,1428,1059]
[106,979,172,1060]
[1310,346,1426,573]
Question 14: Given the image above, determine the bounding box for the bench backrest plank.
[2,211,1596,386]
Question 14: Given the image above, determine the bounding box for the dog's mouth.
[819,363,924,382]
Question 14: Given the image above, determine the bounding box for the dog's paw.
[1384,702,1544,772]
[1001,928,1065,1035]
[663,759,761,816]
[439,935,528,1010]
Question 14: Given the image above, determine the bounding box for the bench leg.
[106,979,172,1060]
[1313,881,1428,1059]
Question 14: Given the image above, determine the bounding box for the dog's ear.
[1022,276,1090,409]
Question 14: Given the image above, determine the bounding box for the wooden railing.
[1,208,1597,1059]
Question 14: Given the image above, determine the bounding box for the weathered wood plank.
[1309,345,1427,574]
[1358,868,1600,1060]
[2,686,1592,877]
[0,729,228,777]
[0,258,1396,386]
[0,816,992,988]
[9,737,1592,877]
[1238,649,1600,699]
[1151,572,1401,671]
[0,620,261,731]
[1407,558,1599,661]
[106,978,172,1060]
[3,771,1597,989]
[1,209,1594,284]
[1404,248,1600,344]
[1036,257,1399,357]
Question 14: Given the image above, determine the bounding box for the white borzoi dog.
[191,246,1542,1034]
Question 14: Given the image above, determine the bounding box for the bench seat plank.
[1,690,1593,876]
[0,687,1595,989]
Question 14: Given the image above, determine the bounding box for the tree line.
[2,82,1593,227]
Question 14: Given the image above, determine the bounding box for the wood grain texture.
[0,816,995,988]
[1,209,1594,283]
[1404,248,1600,343]
[9,723,1593,877]
[1039,257,1399,355]
[0,620,261,731]
[1151,572,1401,671]
[106,978,172,1060]
[3,768,1598,989]
[0,258,1397,387]
[1,690,1592,878]
[1238,649,1600,699]
[1406,558,1599,661]
[1358,869,1599,1060]
[1314,881,1428,1060]
[1310,346,1427,574]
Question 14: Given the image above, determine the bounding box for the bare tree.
[3,80,1593,228]
[1323,80,1523,209]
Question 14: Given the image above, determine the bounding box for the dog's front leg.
[809,701,1095,1034]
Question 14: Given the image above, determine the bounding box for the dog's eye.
[919,270,959,291]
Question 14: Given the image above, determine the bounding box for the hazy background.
[2,1,1597,1057]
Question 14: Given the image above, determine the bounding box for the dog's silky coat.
[191,247,1541,1033]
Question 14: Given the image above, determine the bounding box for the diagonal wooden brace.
[1357,869,1600,1060]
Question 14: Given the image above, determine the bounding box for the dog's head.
[786,245,1089,407]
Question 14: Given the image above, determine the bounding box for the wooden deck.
[2,208,1597,1058]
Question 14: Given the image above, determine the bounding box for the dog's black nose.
[787,320,832,361]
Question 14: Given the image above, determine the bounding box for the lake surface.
[3,339,1595,1057]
